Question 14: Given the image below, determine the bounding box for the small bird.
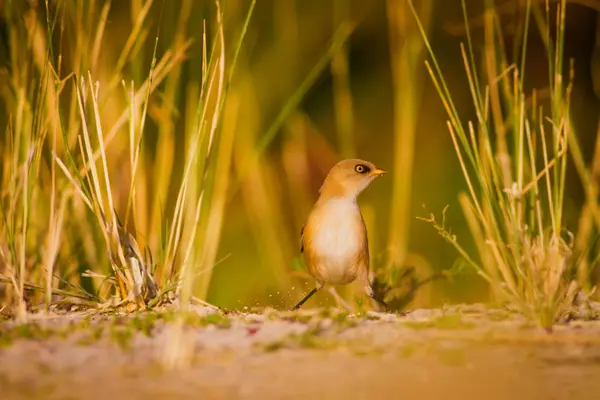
[292,158,388,310]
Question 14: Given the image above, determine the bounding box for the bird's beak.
[370,167,387,176]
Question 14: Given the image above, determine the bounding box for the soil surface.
[1,303,600,400]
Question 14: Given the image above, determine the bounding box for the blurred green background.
[1,0,599,311]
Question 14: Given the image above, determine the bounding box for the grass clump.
[0,0,252,323]
[410,0,597,330]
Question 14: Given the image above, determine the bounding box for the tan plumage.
[293,159,387,310]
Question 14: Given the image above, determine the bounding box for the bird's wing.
[300,226,304,253]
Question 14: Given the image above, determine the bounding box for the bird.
[292,158,388,311]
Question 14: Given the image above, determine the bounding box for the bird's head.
[318,158,386,200]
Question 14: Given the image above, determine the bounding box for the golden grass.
[0,0,254,317]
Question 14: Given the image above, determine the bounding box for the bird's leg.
[292,287,319,310]
[327,287,354,311]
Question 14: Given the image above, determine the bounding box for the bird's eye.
[354,164,370,174]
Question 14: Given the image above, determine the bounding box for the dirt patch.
[1,304,600,399]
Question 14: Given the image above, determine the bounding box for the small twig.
[47,298,100,309]
[190,296,220,310]
[51,272,102,302]
[516,145,567,198]
[0,275,97,301]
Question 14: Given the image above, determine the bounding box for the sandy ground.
[1,303,600,400]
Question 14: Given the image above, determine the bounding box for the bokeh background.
[1,0,599,311]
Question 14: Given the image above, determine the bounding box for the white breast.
[310,199,364,284]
